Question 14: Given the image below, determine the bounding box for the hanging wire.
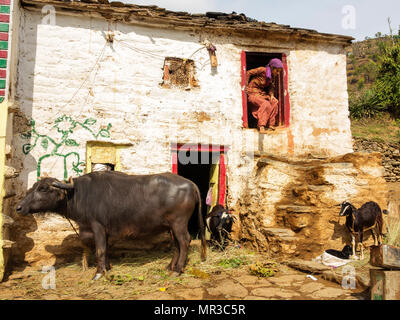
[114,39,166,60]
[58,41,108,112]
[46,41,108,175]
[39,35,209,177]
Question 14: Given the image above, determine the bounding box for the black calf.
[339,201,384,260]
[206,204,235,249]
[325,245,353,260]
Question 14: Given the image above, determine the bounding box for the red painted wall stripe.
[241,51,248,128]
[0,89,4,96]
[0,69,6,78]
[218,153,226,206]
[0,50,6,58]
[0,14,9,23]
[0,0,10,5]
[282,53,291,127]
[0,32,7,41]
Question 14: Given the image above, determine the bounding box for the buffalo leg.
[105,235,111,271]
[167,235,180,272]
[171,224,191,274]
[91,221,107,280]
[79,228,94,272]
[82,244,91,271]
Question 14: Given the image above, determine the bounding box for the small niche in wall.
[86,141,132,173]
[161,57,199,89]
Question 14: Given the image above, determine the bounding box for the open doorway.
[172,144,227,238]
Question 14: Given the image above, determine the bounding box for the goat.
[339,201,384,260]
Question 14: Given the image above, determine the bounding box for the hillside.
[347,36,400,143]
[346,36,392,95]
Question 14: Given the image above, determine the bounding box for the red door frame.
[241,51,290,128]
[282,53,291,127]
[171,143,228,206]
[241,51,248,128]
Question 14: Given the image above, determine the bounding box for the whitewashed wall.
[14,9,353,208]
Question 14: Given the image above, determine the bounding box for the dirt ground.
[0,241,368,300]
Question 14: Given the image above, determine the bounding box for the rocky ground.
[0,242,369,300]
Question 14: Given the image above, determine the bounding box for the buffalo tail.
[194,183,207,261]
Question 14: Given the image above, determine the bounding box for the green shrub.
[349,31,400,119]
[349,89,384,119]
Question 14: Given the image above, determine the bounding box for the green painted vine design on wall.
[20,115,112,180]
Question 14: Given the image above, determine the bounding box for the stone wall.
[233,152,388,259]
[353,137,400,182]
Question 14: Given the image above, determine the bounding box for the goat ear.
[52,181,74,190]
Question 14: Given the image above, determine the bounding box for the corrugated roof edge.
[20,0,354,44]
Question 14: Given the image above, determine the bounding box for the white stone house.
[0,0,388,271]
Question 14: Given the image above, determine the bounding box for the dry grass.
[87,241,267,293]
[0,241,278,300]
[351,113,400,144]
[108,242,260,280]
[385,216,400,247]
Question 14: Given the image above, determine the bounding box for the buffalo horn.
[52,181,74,190]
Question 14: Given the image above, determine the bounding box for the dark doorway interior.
[245,52,284,128]
[177,151,220,238]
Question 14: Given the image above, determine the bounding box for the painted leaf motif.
[65,139,79,147]
[20,131,32,139]
[84,118,97,126]
[41,138,49,150]
[22,144,33,155]
[99,129,110,138]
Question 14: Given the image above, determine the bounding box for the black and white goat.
[206,204,235,249]
[339,201,384,260]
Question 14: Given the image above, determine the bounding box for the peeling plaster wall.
[8,8,355,266]
[236,153,388,259]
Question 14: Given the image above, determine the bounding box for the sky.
[124,0,400,41]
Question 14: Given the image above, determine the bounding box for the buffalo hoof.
[92,272,104,281]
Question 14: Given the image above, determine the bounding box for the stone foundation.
[234,152,388,260]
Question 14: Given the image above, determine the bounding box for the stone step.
[262,227,299,242]
[4,165,18,179]
[1,239,15,249]
[277,205,317,214]
[2,214,14,226]
[3,189,16,199]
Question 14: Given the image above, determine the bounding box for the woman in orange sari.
[246,58,283,133]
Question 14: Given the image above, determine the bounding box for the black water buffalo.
[206,204,235,249]
[16,171,207,280]
[339,200,384,260]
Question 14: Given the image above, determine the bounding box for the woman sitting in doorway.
[246,58,283,133]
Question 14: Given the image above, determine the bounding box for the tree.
[373,37,400,116]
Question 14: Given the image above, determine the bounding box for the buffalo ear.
[52,181,74,190]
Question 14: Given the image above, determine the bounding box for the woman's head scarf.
[266,58,283,80]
